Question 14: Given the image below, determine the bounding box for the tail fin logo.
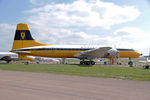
[21,32,25,40]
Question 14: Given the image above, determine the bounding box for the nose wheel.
[80,61,95,65]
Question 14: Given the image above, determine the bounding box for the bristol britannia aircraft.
[10,23,142,65]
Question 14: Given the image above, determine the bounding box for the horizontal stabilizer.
[11,51,31,54]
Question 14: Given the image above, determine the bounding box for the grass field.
[0,64,149,81]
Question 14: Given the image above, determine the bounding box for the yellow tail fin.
[11,23,48,50]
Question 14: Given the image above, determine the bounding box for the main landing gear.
[80,61,95,65]
[128,58,133,67]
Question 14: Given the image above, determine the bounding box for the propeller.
[107,47,120,64]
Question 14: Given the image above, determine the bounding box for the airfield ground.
[0,70,150,100]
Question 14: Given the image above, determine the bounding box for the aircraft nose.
[137,52,142,57]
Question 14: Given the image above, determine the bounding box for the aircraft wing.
[75,47,111,59]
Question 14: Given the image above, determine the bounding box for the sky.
[0,0,150,55]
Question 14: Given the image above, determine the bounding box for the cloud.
[26,0,140,29]
[113,27,150,53]
[29,0,60,5]
[24,0,141,50]
[30,25,102,45]
[0,24,15,51]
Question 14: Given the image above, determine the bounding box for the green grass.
[0,64,150,81]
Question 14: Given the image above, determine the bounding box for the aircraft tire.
[86,61,91,65]
[80,61,95,65]
[80,61,84,65]
[91,61,95,65]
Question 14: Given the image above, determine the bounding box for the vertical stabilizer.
[12,23,48,50]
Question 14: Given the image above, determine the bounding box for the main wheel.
[86,61,91,65]
[80,61,84,65]
[91,61,95,65]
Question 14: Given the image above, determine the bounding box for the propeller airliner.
[10,23,142,65]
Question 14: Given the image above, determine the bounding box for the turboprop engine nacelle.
[107,49,119,56]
